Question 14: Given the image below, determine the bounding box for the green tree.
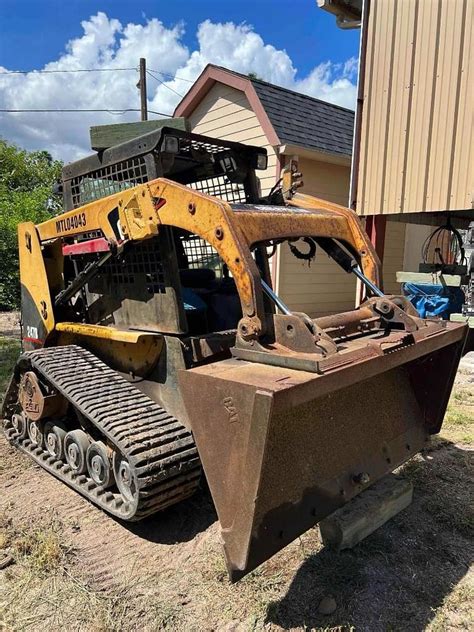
[0,140,63,310]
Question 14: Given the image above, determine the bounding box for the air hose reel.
[288,237,317,263]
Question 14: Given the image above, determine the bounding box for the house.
[174,64,406,315]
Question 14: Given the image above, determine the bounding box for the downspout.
[348,0,370,304]
[349,0,369,212]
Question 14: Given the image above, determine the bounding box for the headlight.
[256,152,268,170]
[162,135,179,154]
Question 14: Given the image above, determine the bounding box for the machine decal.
[23,335,44,345]
[223,396,239,423]
[26,325,39,340]
[55,212,87,233]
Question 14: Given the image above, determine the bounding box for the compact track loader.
[2,127,467,580]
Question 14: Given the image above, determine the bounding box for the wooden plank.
[90,117,188,151]
[319,475,413,550]
[450,313,474,328]
[396,271,463,287]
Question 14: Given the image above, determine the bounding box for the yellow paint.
[18,222,55,338]
[287,192,381,286]
[55,322,160,343]
[147,178,262,327]
[36,184,160,243]
[56,324,163,376]
[118,186,160,240]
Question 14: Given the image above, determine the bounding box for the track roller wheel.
[113,453,139,503]
[44,421,67,460]
[87,441,113,488]
[64,429,90,474]
[27,420,44,447]
[11,413,28,439]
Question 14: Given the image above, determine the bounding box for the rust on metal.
[179,316,466,580]
[18,371,66,421]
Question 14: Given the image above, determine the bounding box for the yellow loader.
[2,128,467,580]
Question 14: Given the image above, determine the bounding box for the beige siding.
[383,221,406,294]
[279,157,356,316]
[357,0,474,215]
[298,156,351,205]
[188,83,277,195]
[403,223,432,271]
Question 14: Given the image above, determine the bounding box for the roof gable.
[174,64,354,157]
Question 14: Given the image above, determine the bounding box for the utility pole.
[138,58,148,121]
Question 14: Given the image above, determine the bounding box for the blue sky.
[0,0,359,75]
[0,1,360,159]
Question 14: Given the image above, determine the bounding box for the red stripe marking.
[23,337,44,345]
[62,238,111,256]
[153,197,166,211]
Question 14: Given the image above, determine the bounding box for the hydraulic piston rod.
[261,279,292,315]
[352,267,384,298]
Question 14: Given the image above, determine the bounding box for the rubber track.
[3,345,202,520]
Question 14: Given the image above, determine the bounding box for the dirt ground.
[0,315,472,631]
[0,311,20,339]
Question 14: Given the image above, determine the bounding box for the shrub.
[0,140,63,310]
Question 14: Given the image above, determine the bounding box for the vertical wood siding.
[357,0,473,215]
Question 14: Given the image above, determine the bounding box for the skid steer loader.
[1,127,467,581]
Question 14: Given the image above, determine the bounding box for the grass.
[441,379,474,446]
[12,526,65,575]
[0,336,20,396]
[429,581,474,631]
[0,565,148,632]
[1,512,67,575]
[0,512,157,632]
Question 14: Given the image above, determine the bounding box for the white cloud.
[0,13,357,161]
[342,56,359,80]
[294,61,358,108]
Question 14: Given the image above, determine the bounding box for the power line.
[0,108,172,116]
[147,68,194,83]
[146,70,184,99]
[0,66,195,83]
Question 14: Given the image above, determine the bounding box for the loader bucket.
[179,322,466,581]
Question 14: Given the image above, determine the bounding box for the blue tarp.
[402,282,464,319]
[181,287,207,312]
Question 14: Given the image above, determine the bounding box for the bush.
[0,140,63,310]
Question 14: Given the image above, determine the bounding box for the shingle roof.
[250,78,355,157]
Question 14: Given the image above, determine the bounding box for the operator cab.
[60,127,269,343]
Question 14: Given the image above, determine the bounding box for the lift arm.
[35,178,382,339]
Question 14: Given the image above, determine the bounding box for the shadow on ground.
[266,442,473,631]
[118,484,217,545]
